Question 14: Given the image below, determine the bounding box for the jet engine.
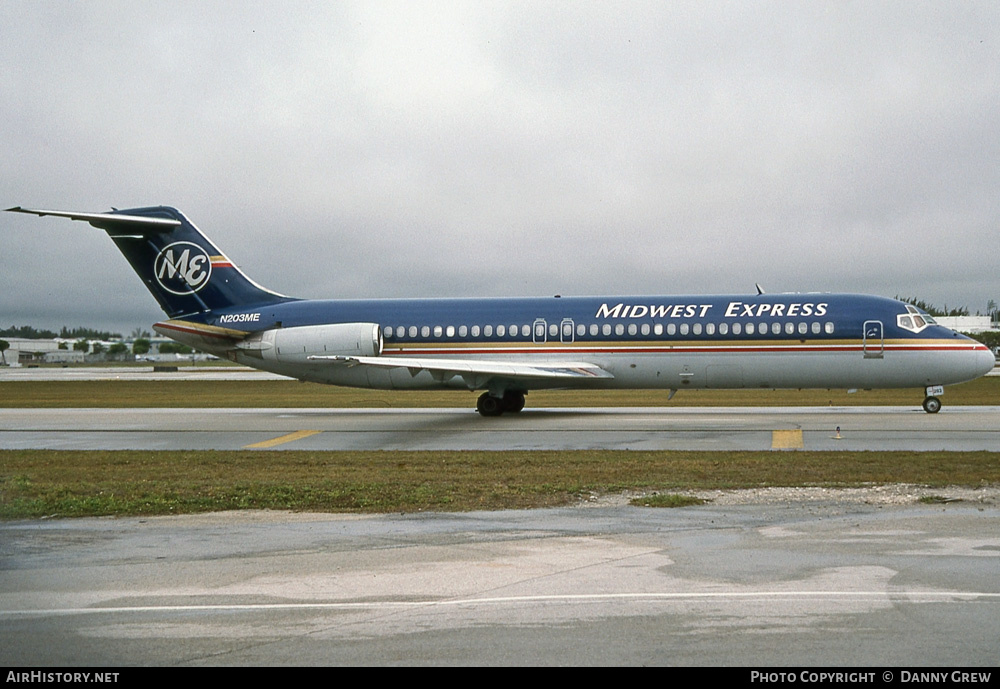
[236,322,382,363]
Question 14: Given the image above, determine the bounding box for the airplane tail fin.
[8,206,292,318]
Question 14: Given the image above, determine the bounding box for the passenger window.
[641,323,650,336]
[732,323,741,335]
[577,324,586,337]
[484,325,493,337]
[667,323,676,335]
[433,326,443,337]
[746,323,755,335]
[459,325,468,337]
[590,324,599,336]
[680,323,689,335]
[797,322,807,335]
[471,325,481,337]
[421,326,430,338]
[409,326,418,337]
[383,326,393,339]
[825,322,835,334]
[784,322,794,335]
[497,325,506,337]
[396,326,405,338]
[706,323,715,335]
[628,323,637,336]
[653,323,663,336]
[549,323,558,337]
[719,323,728,335]
[615,324,625,336]
[811,322,820,335]
[522,324,531,337]
[603,324,612,336]
[446,325,455,337]
[692,323,702,335]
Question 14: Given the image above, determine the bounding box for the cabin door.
[863,320,884,359]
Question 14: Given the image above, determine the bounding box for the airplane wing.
[308,354,614,389]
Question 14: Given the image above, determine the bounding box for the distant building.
[42,349,86,364]
[1,337,123,365]
[1,338,61,366]
[0,335,216,366]
[935,316,994,334]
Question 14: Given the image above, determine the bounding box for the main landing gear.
[476,391,525,417]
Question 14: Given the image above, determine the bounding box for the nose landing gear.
[922,385,944,414]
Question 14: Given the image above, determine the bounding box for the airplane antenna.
[755,283,765,295]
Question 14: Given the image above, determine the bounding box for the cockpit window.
[897,305,933,333]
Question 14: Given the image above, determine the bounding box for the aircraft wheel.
[477,393,504,417]
[502,391,526,413]
[922,396,941,414]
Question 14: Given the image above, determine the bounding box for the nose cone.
[973,346,996,379]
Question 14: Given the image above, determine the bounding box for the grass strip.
[2,449,997,519]
[1,375,997,408]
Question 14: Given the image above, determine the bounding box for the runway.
[1,405,999,451]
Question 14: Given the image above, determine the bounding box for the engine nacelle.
[237,322,382,363]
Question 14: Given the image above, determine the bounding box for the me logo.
[154,242,212,295]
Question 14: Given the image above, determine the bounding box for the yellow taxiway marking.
[244,430,322,449]
[771,429,804,450]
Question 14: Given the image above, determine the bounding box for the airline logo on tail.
[154,241,212,295]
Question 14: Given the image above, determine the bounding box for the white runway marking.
[5,590,997,617]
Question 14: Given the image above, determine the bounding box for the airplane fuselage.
[156,292,993,395]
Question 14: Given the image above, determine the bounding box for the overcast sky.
[2,1,998,335]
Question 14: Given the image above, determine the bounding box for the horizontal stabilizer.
[7,207,181,232]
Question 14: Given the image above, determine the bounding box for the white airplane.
[8,206,995,415]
